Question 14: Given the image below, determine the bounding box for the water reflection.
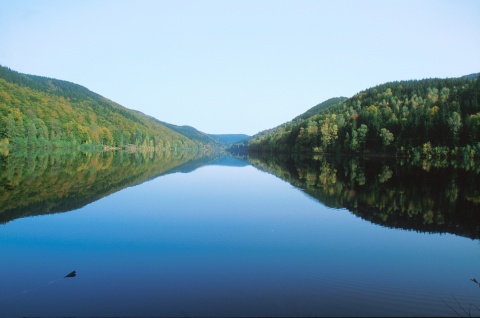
[0,149,218,224]
[0,151,479,316]
[2,149,480,239]
[248,154,480,239]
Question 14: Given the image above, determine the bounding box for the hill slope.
[249,75,480,157]
[0,65,211,151]
[160,123,221,145]
[293,97,348,121]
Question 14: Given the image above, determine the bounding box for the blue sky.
[1,0,479,135]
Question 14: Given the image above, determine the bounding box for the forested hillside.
[293,97,348,121]
[249,75,480,158]
[161,123,221,145]
[0,65,211,151]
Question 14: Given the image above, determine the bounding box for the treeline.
[248,154,480,239]
[0,65,210,151]
[249,76,480,158]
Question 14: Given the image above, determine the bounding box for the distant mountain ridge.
[461,73,480,80]
[208,134,250,145]
[159,122,220,145]
[160,122,250,146]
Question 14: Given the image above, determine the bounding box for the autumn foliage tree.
[0,65,209,151]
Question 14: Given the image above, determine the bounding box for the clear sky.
[1,0,479,135]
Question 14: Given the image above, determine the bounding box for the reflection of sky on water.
[0,163,479,317]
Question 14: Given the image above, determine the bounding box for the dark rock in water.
[65,270,76,278]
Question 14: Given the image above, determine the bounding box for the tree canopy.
[0,65,213,151]
[249,75,480,159]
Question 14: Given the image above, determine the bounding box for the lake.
[0,150,479,317]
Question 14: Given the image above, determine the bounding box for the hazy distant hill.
[0,65,214,151]
[161,123,221,145]
[161,122,249,146]
[208,134,250,145]
[461,73,480,80]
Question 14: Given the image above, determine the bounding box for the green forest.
[248,75,480,159]
[0,65,214,153]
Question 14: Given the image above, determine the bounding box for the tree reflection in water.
[0,149,217,224]
[248,153,480,239]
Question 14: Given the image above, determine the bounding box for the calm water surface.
[0,152,479,317]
